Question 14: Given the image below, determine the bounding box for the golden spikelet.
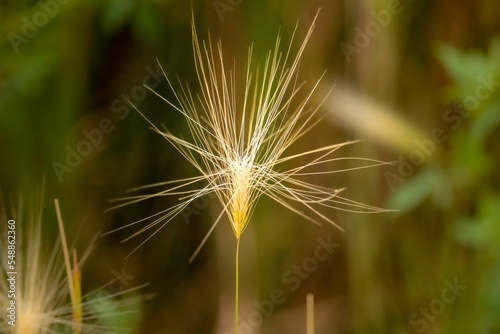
[108,9,391,259]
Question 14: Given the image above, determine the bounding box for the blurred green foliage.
[387,30,500,334]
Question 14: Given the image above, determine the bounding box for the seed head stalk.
[55,198,82,334]
[234,237,240,334]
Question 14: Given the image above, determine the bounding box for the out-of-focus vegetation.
[1,0,499,333]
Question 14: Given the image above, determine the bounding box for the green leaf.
[101,0,136,34]
[132,3,163,44]
[453,193,500,252]
[387,168,447,213]
[449,132,492,183]
[470,104,500,144]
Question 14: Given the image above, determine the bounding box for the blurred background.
[1,0,499,333]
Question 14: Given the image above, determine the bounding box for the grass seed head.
[1,193,146,333]
[108,9,392,259]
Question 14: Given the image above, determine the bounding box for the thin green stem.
[234,237,240,334]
